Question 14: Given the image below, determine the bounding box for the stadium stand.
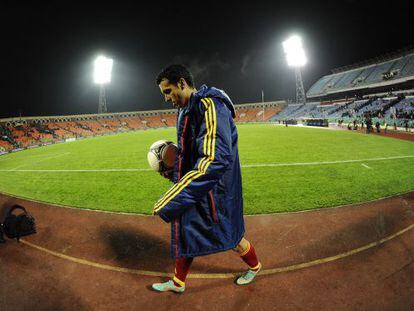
[144,114,166,128]
[263,48,412,131]
[272,90,414,131]
[307,49,414,99]
[0,140,13,151]
[0,101,285,153]
[235,103,283,122]
[386,97,414,119]
[236,108,263,122]
[161,113,177,127]
[47,122,76,138]
[0,124,15,151]
[271,102,325,121]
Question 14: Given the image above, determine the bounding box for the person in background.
[375,121,381,133]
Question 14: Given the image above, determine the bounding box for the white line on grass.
[0,155,412,172]
[0,168,152,172]
[10,152,71,170]
[361,163,372,169]
[242,155,414,168]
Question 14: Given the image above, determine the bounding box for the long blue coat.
[153,85,245,259]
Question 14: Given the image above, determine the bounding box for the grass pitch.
[0,124,413,214]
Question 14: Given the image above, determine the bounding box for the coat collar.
[180,85,209,115]
[179,84,236,118]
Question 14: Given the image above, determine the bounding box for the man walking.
[151,64,261,293]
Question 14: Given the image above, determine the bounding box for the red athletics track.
[1,190,414,310]
[333,124,414,142]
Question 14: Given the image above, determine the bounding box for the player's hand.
[159,169,173,181]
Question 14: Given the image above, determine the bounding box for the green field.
[0,124,414,214]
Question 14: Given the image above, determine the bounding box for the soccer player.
[151,64,261,293]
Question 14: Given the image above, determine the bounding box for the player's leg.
[173,257,193,288]
[152,257,193,293]
[234,237,261,270]
[233,237,261,285]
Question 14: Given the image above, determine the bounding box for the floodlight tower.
[93,56,113,113]
[283,35,307,104]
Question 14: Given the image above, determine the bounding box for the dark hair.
[156,64,195,88]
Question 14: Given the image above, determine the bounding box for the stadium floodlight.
[282,35,307,104]
[94,56,113,84]
[282,35,307,67]
[93,55,113,113]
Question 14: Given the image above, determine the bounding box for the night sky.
[1,1,412,118]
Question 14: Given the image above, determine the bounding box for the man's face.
[158,79,187,109]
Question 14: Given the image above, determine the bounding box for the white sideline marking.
[0,168,152,172]
[242,155,414,168]
[0,155,413,172]
[361,163,371,169]
[10,152,71,170]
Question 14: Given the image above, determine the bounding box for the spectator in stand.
[365,116,372,134]
[375,121,381,133]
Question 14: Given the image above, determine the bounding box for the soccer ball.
[147,140,178,172]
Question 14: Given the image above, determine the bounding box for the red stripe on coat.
[209,190,218,223]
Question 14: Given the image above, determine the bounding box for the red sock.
[173,257,193,287]
[240,242,260,271]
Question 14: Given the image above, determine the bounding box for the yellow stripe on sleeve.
[202,98,211,156]
[154,169,200,209]
[153,98,217,213]
[200,98,216,173]
[207,98,217,160]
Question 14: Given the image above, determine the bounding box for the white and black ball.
[147,140,178,172]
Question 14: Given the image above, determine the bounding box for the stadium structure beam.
[94,55,113,114]
[295,67,306,104]
[98,85,108,114]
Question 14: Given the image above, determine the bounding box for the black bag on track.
[1,205,36,241]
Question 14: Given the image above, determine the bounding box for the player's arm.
[153,97,233,222]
